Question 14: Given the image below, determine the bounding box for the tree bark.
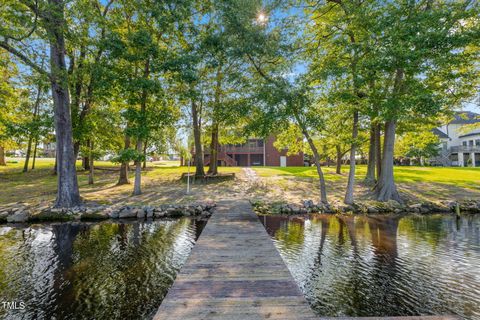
[48,0,81,207]
[0,146,6,166]
[83,156,90,170]
[191,99,205,177]
[308,137,328,204]
[375,120,401,202]
[73,141,80,162]
[365,123,376,184]
[133,138,142,195]
[53,152,57,175]
[23,137,33,173]
[88,140,94,185]
[23,83,42,172]
[207,122,219,175]
[344,110,359,204]
[335,145,342,174]
[294,112,328,204]
[117,134,131,185]
[207,66,222,176]
[32,138,38,169]
[375,123,382,180]
[133,59,150,195]
[142,139,147,170]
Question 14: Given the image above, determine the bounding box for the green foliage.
[395,130,441,159]
[111,148,144,164]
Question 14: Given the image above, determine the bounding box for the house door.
[280,156,287,167]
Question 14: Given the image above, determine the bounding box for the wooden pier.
[154,200,459,320]
[154,199,317,320]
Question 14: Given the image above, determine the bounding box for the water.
[259,214,480,319]
[0,218,206,320]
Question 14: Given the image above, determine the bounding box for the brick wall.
[265,135,304,166]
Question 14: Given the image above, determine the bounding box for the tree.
[106,0,190,194]
[1,0,81,207]
[370,0,479,202]
[395,130,440,164]
[0,51,19,166]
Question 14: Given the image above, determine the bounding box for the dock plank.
[154,199,460,320]
[154,199,318,320]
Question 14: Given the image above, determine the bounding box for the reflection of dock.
[155,200,460,320]
[154,199,317,319]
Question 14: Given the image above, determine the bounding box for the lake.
[0,218,206,320]
[260,214,480,319]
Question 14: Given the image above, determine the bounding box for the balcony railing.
[222,146,264,153]
[450,146,480,153]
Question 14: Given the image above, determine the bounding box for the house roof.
[459,129,480,139]
[431,128,450,139]
[448,111,480,125]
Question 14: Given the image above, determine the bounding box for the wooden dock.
[154,199,317,320]
[154,200,460,320]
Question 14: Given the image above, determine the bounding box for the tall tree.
[370,0,479,201]
[1,0,82,207]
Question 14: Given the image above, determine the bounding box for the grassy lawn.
[251,165,480,204]
[1,159,479,207]
[253,165,480,190]
[0,158,242,206]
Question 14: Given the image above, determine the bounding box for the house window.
[463,141,467,147]
[475,139,480,146]
[469,140,474,146]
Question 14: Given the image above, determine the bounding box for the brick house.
[192,135,305,167]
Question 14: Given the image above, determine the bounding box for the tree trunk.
[375,123,382,180]
[73,141,80,162]
[308,139,328,204]
[133,139,142,195]
[117,134,131,185]
[132,59,150,195]
[294,113,328,204]
[365,123,376,184]
[142,139,147,170]
[191,99,205,177]
[48,0,81,207]
[344,111,359,204]
[23,137,33,173]
[335,145,342,174]
[83,156,90,170]
[208,66,222,176]
[32,138,38,169]
[207,122,219,175]
[375,120,401,202]
[53,152,57,175]
[23,83,42,173]
[88,141,94,185]
[0,146,6,166]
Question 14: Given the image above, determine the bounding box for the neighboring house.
[192,135,305,167]
[431,111,480,167]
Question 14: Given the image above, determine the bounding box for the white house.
[432,111,480,167]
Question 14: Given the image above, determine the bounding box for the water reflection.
[260,214,480,319]
[0,218,206,320]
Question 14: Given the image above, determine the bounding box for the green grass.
[253,165,480,190]
[0,158,242,205]
[2,158,479,206]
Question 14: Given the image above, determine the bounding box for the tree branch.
[0,41,50,79]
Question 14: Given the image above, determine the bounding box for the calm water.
[0,218,206,320]
[260,214,480,319]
